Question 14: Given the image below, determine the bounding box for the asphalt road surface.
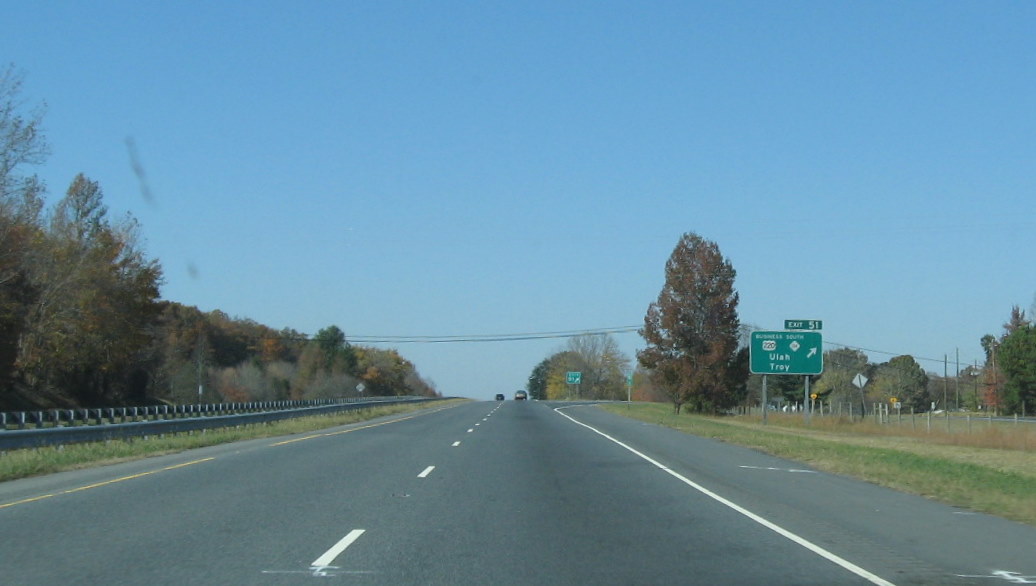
[2,400,1034,585]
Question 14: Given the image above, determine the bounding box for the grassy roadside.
[600,402,1036,526]
[0,399,468,483]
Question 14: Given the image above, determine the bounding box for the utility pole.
[973,360,979,410]
[195,332,206,402]
[992,342,999,416]
[955,348,960,410]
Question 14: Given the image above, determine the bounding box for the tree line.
[529,231,1034,417]
[0,66,437,410]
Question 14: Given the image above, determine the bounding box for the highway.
[1,400,1034,585]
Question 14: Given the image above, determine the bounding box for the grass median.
[601,402,1036,526]
[0,399,467,483]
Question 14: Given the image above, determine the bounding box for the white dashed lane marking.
[311,529,366,569]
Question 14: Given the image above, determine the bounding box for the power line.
[823,339,981,369]
[283,325,983,368]
[343,326,641,344]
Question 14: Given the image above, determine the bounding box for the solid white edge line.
[418,465,436,478]
[312,529,365,568]
[553,406,896,586]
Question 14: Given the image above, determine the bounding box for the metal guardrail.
[0,398,394,430]
[0,397,438,450]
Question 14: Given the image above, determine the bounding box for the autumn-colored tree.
[353,347,435,397]
[629,366,668,402]
[258,337,286,364]
[16,174,161,404]
[638,233,745,414]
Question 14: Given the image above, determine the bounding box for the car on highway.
[514,390,528,400]
[495,393,505,401]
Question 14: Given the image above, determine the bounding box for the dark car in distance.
[495,393,505,401]
[514,390,528,400]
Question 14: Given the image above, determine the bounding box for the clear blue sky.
[5,2,1035,399]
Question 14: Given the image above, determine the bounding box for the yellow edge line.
[270,402,461,446]
[0,493,56,508]
[0,457,215,510]
[2,401,464,508]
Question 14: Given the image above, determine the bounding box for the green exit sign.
[566,371,582,385]
[784,320,823,330]
[750,331,824,375]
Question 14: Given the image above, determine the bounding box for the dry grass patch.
[716,415,1036,481]
[601,403,1036,526]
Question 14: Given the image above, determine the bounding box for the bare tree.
[567,333,630,400]
[0,65,47,395]
[0,65,48,201]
